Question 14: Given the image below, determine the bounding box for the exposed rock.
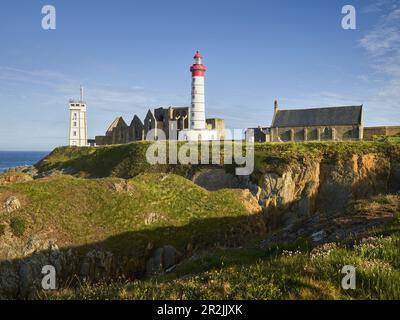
[317,154,390,213]
[22,236,58,257]
[260,195,399,249]
[239,189,262,214]
[241,153,393,230]
[162,245,179,269]
[192,168,241,191]
[146,247,164,275]
[144,212,165,225]
[0,172,33,185]
[311,230,326,243]
[35,167,77,179]
[110,180,133,193]
[81,250,114,282]
[3,196,21,213]
[0,261,19,299]
[145,245,181,275]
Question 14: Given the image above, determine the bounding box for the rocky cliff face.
[244,153,397,231]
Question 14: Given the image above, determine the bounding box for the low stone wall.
[364,126,400,141]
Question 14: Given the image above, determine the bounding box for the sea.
[0,151,50,173]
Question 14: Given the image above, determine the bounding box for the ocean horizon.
[0,151,50,172]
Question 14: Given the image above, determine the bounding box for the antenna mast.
[80,85,84,102]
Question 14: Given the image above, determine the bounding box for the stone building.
[206,118,225,140]
[363,126,400,140]
[95,106,225,145]
[154,106,190,140]
[69,87,88,147]
[143,109,161,140]
[245,127,271,143]
[270,101,363,142]
[95,117,128,145]
[129,115,144,141]
[106,117,129,144]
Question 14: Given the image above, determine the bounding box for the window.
[73,131,77,136]
[72,113,77,120]
[73,122,77,127]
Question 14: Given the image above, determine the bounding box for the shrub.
[10,217,26,237]
[0,224,5,236]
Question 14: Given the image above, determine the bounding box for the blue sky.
[0,0,399,150]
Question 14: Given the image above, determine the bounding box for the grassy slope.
[46,195,400,300]
[0,173,261,257]
[35,141,400,187]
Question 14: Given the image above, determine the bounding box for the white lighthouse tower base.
[178,129,219,141]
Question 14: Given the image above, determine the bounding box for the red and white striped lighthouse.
[190,50,206,130]
[179,50,218,141]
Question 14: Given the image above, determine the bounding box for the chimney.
[274,99,279,115]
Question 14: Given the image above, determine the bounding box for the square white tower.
[69,87,88,147]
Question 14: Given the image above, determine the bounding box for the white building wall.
[69,102,88,147]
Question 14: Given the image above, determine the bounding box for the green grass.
[10,217,26,237]
[0,173,263,257]
[35,141,400,187]
[44,202,400,300]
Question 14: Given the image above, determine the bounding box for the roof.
[130,115,143,127]
[247,127,270,134]
[106,117,127,132]
[272,105,363,128]
[194,50,203,59]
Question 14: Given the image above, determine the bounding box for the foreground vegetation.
[0,173,261,257]
[44,195,400,300]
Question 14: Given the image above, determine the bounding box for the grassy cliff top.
[0,173,262,258]
[35,141,400,180]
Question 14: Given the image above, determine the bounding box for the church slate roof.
[272,105,363,128]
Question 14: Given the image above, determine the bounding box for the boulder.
[3,196,21,213]
[311,230,326,243]
[144,212,165,225]
[146,247,164,276]
[162,245,179,269]
[145,245,181,276]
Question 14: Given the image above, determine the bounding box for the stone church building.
[247,101,364,142]
[270,101,363,142]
